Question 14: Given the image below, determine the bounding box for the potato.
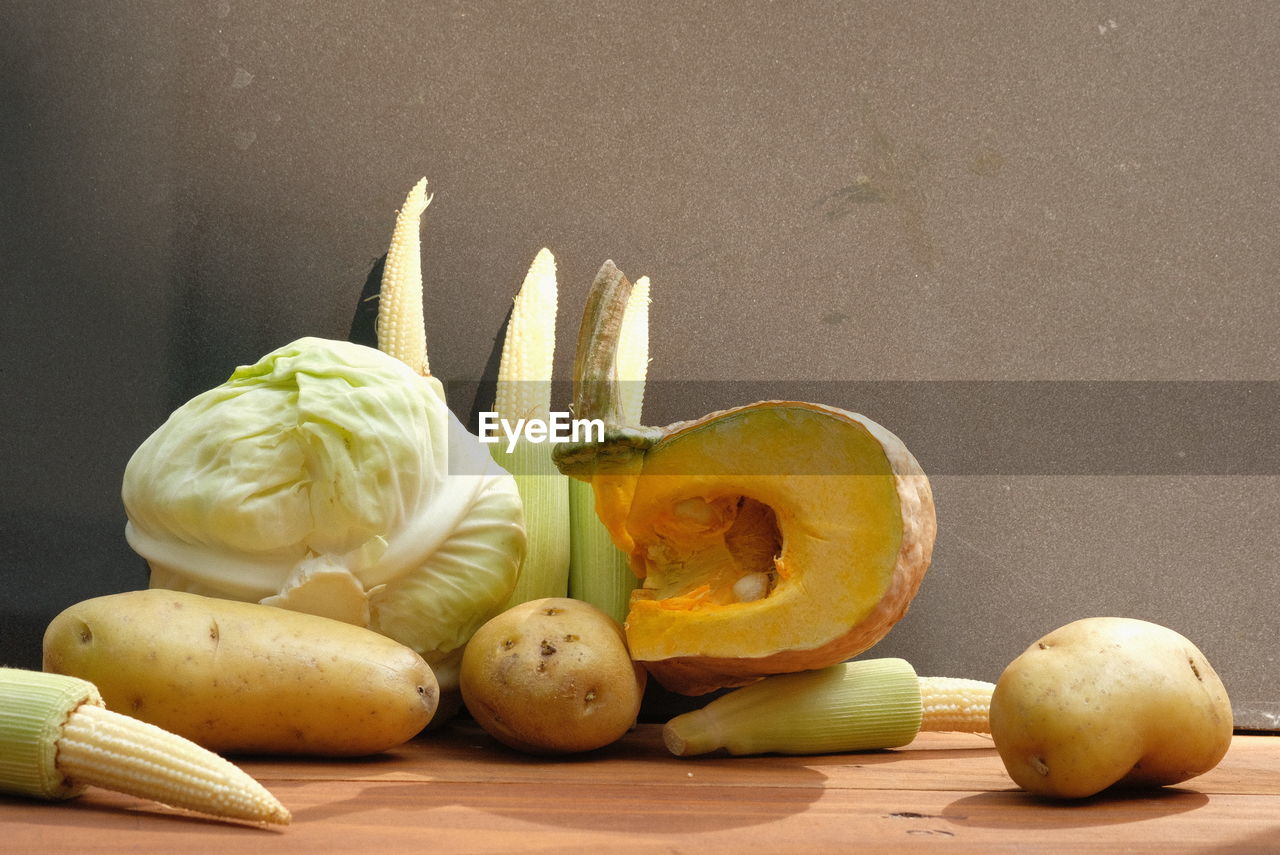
[459,597,646,754]
[43,589,439,756]
[989,616,1232,798]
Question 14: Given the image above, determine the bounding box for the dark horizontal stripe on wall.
[447,380,1279,476]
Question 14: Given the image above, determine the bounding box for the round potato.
[990,616,1232,799]
[460,597,646,754]
[43,589,439,756]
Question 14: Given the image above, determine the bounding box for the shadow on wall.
[1,512,148,671]
[347,255,514,435]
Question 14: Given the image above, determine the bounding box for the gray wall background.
[2,1,1276,728]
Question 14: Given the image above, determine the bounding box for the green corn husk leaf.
[663,658,924,757]
[568,478,636,623]
[495,438,571,606]
[0,668,98,800]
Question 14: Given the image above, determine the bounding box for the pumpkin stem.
[554,260,661,480]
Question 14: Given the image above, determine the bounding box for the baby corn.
[0,668,289,825]
[377,177,432,376]
[493,248,572,606]
[662,658,993,757]
[918,675,996,734]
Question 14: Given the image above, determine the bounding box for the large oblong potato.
[43,589,438,756]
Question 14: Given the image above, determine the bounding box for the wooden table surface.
[4,723,1277,854]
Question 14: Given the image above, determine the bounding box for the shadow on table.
[0,791,288,835]
[290,776,827,835]
[282,724,1002,834]
[287,722,831,834]
[941,786,1210,830]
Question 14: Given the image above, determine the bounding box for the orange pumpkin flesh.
[556,263,936,696]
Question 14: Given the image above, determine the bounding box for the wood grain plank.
[2,727,1276,853]
[240,722,1280,796]
[8,781,1279,854]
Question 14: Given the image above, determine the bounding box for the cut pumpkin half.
[555,263,935,695]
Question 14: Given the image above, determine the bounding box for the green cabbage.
[122,337,525,691]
